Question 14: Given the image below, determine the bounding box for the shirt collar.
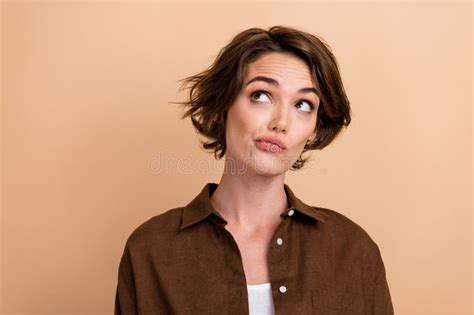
[180,182,327,230]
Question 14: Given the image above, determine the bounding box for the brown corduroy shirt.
[115,182,394,314]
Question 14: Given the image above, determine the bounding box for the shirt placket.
[210,208,297,315]
[268,208,295,315]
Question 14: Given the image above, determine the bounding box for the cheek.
[302,115,317,138]
[228,100,267,135]
[293,121,316,148]
[225,107,251,151]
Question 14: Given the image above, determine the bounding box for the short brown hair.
[172,25,351,170]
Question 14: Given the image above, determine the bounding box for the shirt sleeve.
[115,242,138,315]
[371,244,394,315]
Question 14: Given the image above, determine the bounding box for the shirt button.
[288,209,295,216]
[276,237,283,245]
[279,286,287,293]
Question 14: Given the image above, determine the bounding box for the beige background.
[1,1,472,314]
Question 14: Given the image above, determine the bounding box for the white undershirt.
[247,282,275,315]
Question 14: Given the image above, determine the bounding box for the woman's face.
[225,52,319,175]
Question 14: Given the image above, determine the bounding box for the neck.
[209,166,289,234]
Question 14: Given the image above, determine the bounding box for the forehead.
[244,52,314,86]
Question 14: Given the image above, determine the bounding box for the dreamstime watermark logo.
[147,152,328,175]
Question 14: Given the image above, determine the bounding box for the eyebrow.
[244,75,319,96]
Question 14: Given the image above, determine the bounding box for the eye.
[295,100,314,113]
[250,90,271,103]
[250,90,315,113]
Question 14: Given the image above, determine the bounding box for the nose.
[269,104,289,133]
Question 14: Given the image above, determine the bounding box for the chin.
[227,147,291,175]
[249,154,291,176]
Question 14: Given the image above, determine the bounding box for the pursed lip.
[255,135,287,150]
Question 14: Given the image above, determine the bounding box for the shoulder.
[314,206,382,257]
[124,207,184,249]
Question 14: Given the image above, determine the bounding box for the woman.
[115,26,394,314]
